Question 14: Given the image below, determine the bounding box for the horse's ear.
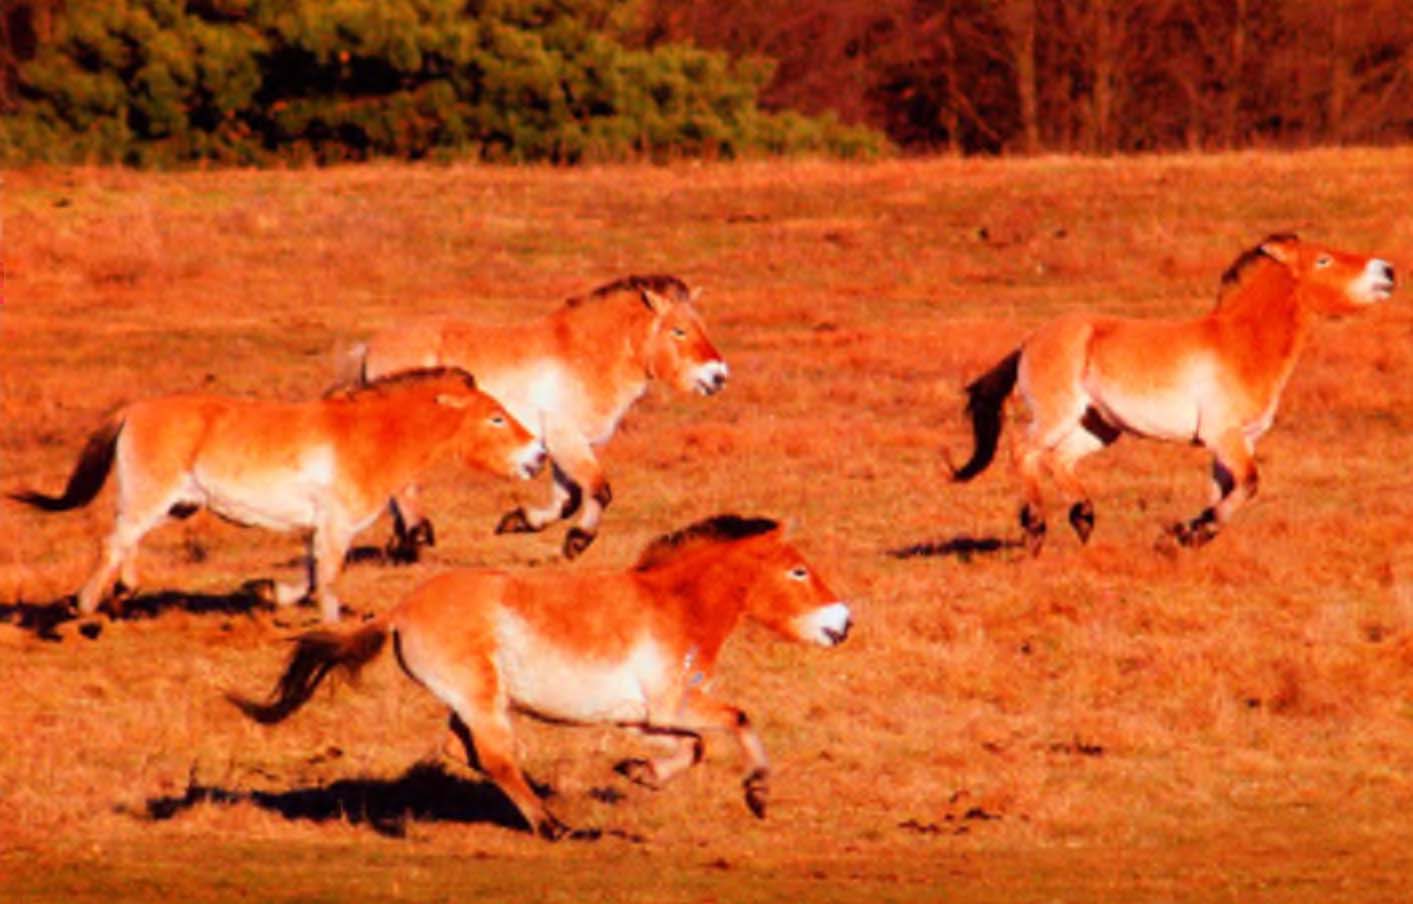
[435,392,472,409]
[1260,234,1300,263]
[688,286,703,304]
[641,289,671,314]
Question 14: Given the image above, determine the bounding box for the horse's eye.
[788,566,809,581]
[671,327,687,340]
[489,414,506,426]
[1315,255,1333,269]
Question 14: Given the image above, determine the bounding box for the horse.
[342,274,728,562]
[9,368,546,623]
[229,514,853,840]
[949,233,1396,553]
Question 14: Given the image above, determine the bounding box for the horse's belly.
[201,485,320,530]
[497,629,664,724]
[1086,374,1201,442]
[1100,397,1198,442]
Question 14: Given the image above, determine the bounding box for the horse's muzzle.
[520,445,549,479]
[694,361,729,396]
[804,602,853,647]
[823,617,852,647]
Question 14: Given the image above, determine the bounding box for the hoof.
[1169,508,1219,548]
[1170,522,1218,548]
[386,521,435,564]
[1019,504,1046,557]
[495,508,537,535]
[384,537,420,565]
[1068,500,1095,544]
[537,813,571,842]
[240,578,279,605]
[743,769,769,819]
[563,527,596,559]
[613,758,659,789]
[405,520,435,551]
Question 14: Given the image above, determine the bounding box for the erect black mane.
[326,366,476,400]
[633,514,780,571]
[564,274,693,310]
[1219,232,1299,288]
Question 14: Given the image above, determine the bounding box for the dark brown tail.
[228,620,389,725]
[9,415,124,511]
[949,348,1021,482]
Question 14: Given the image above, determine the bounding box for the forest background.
[3,0,1413,166]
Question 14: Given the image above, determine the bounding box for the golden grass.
[3,149,1413,902]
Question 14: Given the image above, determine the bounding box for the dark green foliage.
[0,0,886,166]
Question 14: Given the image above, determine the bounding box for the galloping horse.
[10,369,546,622]
[344,274,728,561]
[229,514,853,840]
[950,234,1396,552]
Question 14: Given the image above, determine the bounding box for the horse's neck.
[1209,267,1312,362]
[557,297,656,378]
[638,555,749,659]
[350,392,459,462]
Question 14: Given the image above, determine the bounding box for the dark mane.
[325,366,476,400]
[633,514,780,571]
[564,274,693,310]
[1219,232,1299,288]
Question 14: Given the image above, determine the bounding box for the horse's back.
[394,567,651,656]
[365,316,553,381]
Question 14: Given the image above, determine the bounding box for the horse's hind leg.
[447,694,565,839]
[78,492,182,616]
[411,643,566,840]
[1051,414,1116,545]
[1015,444,1050,555]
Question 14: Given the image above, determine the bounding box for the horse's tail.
[227,618,390,725]
[948,348,1022,482]
[9,414,124,512]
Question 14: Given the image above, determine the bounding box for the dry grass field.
[2,150,1412,902]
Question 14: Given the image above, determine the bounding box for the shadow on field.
[886,534,1023,562]
[0,587,271,641]
[145,761,536,839]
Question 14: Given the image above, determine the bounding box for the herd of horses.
[9,234,1396,839]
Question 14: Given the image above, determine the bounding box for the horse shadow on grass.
[886,533,1024,562]
[144,760,635,842]
[0,586,273,642]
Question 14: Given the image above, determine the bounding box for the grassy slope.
[2,150,1412,902]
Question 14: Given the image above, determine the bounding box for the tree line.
[0,0,882,165]
[4,1,1411,164]
[643,0,1413,154]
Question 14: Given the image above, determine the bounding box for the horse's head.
[641,288,729,396]
[436,378,547,480]
[1261,234,1396,315]
[733,525,853,648]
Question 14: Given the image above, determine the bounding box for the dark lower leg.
[1068,499,1095,543]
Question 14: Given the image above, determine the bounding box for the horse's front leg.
[497,424,607,560]
[310,513,357,623]
[615,731,704,788]
[630,689,771,818]
[495,460,580,534]
[1172,430,1257,547]
[384,486,435,565]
